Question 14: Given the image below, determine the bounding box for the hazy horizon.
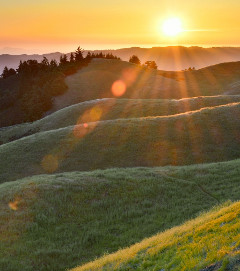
[2,43,240,55]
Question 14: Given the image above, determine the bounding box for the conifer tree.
[75,46,84,62]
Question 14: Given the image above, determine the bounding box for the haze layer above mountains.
[1,46,240,72]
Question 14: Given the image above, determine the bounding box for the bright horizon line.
[1,43,240,55]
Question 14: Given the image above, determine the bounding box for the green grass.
[50,59,240,112]
[0,158,240,271]
[0,102,240,183]
[160,61,240,96]
[1,95,240,145]
[35,59,240,113]
[2,60,240,270]
[72,200,240,271]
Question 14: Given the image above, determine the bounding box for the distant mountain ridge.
[1,46,240,72]
[0,52,62,73]
[90,46,240,70]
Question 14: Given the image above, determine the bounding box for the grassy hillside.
[1,95,240,145]
[1,59,240,271]
[1,158,240,271]
[0,102,240,183]
[1,58,240,128]
[51,59,240,111]
[72,200,240,271]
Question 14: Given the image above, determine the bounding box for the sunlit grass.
[0,159,240,270]
[72,201,240,271]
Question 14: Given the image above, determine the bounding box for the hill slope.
[51,59,240,112]
[1,58,240,128]
[0,102,240,183]
[1,95,240,145]
[72,200,240,271]
[1,159,240,271]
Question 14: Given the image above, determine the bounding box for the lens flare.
[41,154,59,173]
[122,68,137,85]
[111,80,126,97]
[90,106,103,120]
[73,124,89,138]
[8,198,20,211]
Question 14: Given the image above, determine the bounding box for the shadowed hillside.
[1,58,240,128]
[52,59,240,112]
[0,102,240,183]
[0,159,240,271]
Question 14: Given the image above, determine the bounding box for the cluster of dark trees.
[1,67,17,79]
[0,47,122,126]
[182,67,196,71]
[129,55,158,70]
[85,52,121,60]
[0,47,87,124]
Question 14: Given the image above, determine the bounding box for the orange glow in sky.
[1,0,240,52]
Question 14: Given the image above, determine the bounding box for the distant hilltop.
[0,52,62,73]
[91,46,240,71]
[1,46,240,72]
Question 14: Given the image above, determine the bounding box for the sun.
[162,18,183,37]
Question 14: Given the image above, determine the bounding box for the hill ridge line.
[1,101,239,147]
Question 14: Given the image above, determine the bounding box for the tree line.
[129,55,158,69]
[0,47,121,126]
[1,48,121,79]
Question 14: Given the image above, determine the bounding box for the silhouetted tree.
[59,54,68,66]
[129,55,141,65]
[50,59,58,69]
[17,60,39,74]
[75,46,84,62]
[85,52,92,60]
[70,53,75,63]
[187,67,196,71]
[99,52,104,58]
[0,45,91,126]
[1,66,16,79]
[1,66,9,78]
[145,61,158,70]
[41,56,49,67]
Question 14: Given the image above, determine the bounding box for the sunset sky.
[1,0,240,53]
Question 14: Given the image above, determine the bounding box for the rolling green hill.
[1,59,240,271]
[1,158,240,271]
[51,59,240,112]
[1,95,240,145]
[72,200,240,271]
[1,58,240,128]
[0,102,240,184]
